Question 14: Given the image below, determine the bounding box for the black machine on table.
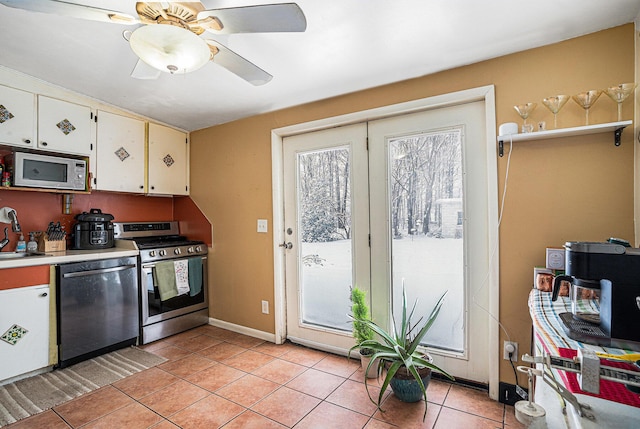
[552,240,640,351]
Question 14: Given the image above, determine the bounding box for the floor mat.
[0,346,166,427]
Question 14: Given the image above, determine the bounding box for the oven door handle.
[62,264,137,278]
[142,256,206,271]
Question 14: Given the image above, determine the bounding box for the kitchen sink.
[0,252,49,259]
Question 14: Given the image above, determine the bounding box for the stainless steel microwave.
[7,152,87,191]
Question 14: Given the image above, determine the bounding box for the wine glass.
[604,83,636,121]
[514,103,537,133]
[572,90,602,125]
[542,95,570,129]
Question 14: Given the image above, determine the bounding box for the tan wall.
[190,24,635,383]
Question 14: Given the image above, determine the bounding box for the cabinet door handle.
[40,292,48,297]
[23,138,31,144]
[41,141,48,146]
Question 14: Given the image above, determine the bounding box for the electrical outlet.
[257,219,268,233]
[499,382,528,405]
[261,300,269,314]
[503,341,518,361]
[516,385,528,401]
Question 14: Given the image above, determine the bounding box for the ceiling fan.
[0,1,307,85]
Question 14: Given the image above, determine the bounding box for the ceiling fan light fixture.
[128,24,211,75]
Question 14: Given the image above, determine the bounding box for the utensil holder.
[36,232,66,252]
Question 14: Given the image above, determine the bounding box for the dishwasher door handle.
[62,264,137,278]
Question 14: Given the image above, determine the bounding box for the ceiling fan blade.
[0,0,138,24]
[130,59,161,80]
[197,3,306,34]
[205,40,272,86]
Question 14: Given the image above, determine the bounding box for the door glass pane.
[297,147,352,332]
[389,128,464,353]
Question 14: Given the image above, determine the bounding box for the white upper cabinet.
[95,111,146,193]
[148,123,188,196]
[37,95,92,156]
[0,84,36,148]
[0,81,190,195]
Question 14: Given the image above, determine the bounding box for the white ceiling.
[0,1,639,132]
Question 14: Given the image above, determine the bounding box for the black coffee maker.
[551,241,640,351]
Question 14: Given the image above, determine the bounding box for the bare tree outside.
[390,128,464,352]
[298,147,351,243]
[295,129,465,352]
[390,129,462,239]
[297,146,353,330]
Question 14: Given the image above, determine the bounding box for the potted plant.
[350,286,377,378]
[349,287,454,421]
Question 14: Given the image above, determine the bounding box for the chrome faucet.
[0,207,21,251]
[7,209,21,233]
[0,227,8,251]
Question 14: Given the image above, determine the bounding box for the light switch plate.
[257,219,268,233]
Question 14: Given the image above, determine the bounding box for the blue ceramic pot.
[387,357,433,403]
[389,369,431,402]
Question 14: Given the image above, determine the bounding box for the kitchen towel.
[153,261,178,301]
[188,257,203,296]
[174,260,190,296]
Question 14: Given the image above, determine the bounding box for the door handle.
[279,242,293,249]
[62,264,137,278]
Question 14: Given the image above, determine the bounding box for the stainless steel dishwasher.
[56,256,139,368]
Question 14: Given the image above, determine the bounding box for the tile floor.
[6,325,525,429]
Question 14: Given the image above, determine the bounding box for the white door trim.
[271,85,499,400]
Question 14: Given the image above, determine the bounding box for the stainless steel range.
[114,221,208,344]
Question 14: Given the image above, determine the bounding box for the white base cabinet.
[0,285,50,383]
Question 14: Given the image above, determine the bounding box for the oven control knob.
[187,247,194,253]
[159,250,166,257]
[174,248,181,255]
[195,245,202,252]
[149,250,156,257]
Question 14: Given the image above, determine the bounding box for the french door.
[282,100,491,383]
[283,123,370,352]
[368,102,489,382]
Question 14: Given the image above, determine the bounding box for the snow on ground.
[300,235,464,351]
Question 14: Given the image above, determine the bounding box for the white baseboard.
[207,318,277,343]
[286,335,354,358]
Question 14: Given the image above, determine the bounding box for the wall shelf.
[497,120,632,157]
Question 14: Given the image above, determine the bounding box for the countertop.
[0,239,139,269]
[528,289,640,428]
